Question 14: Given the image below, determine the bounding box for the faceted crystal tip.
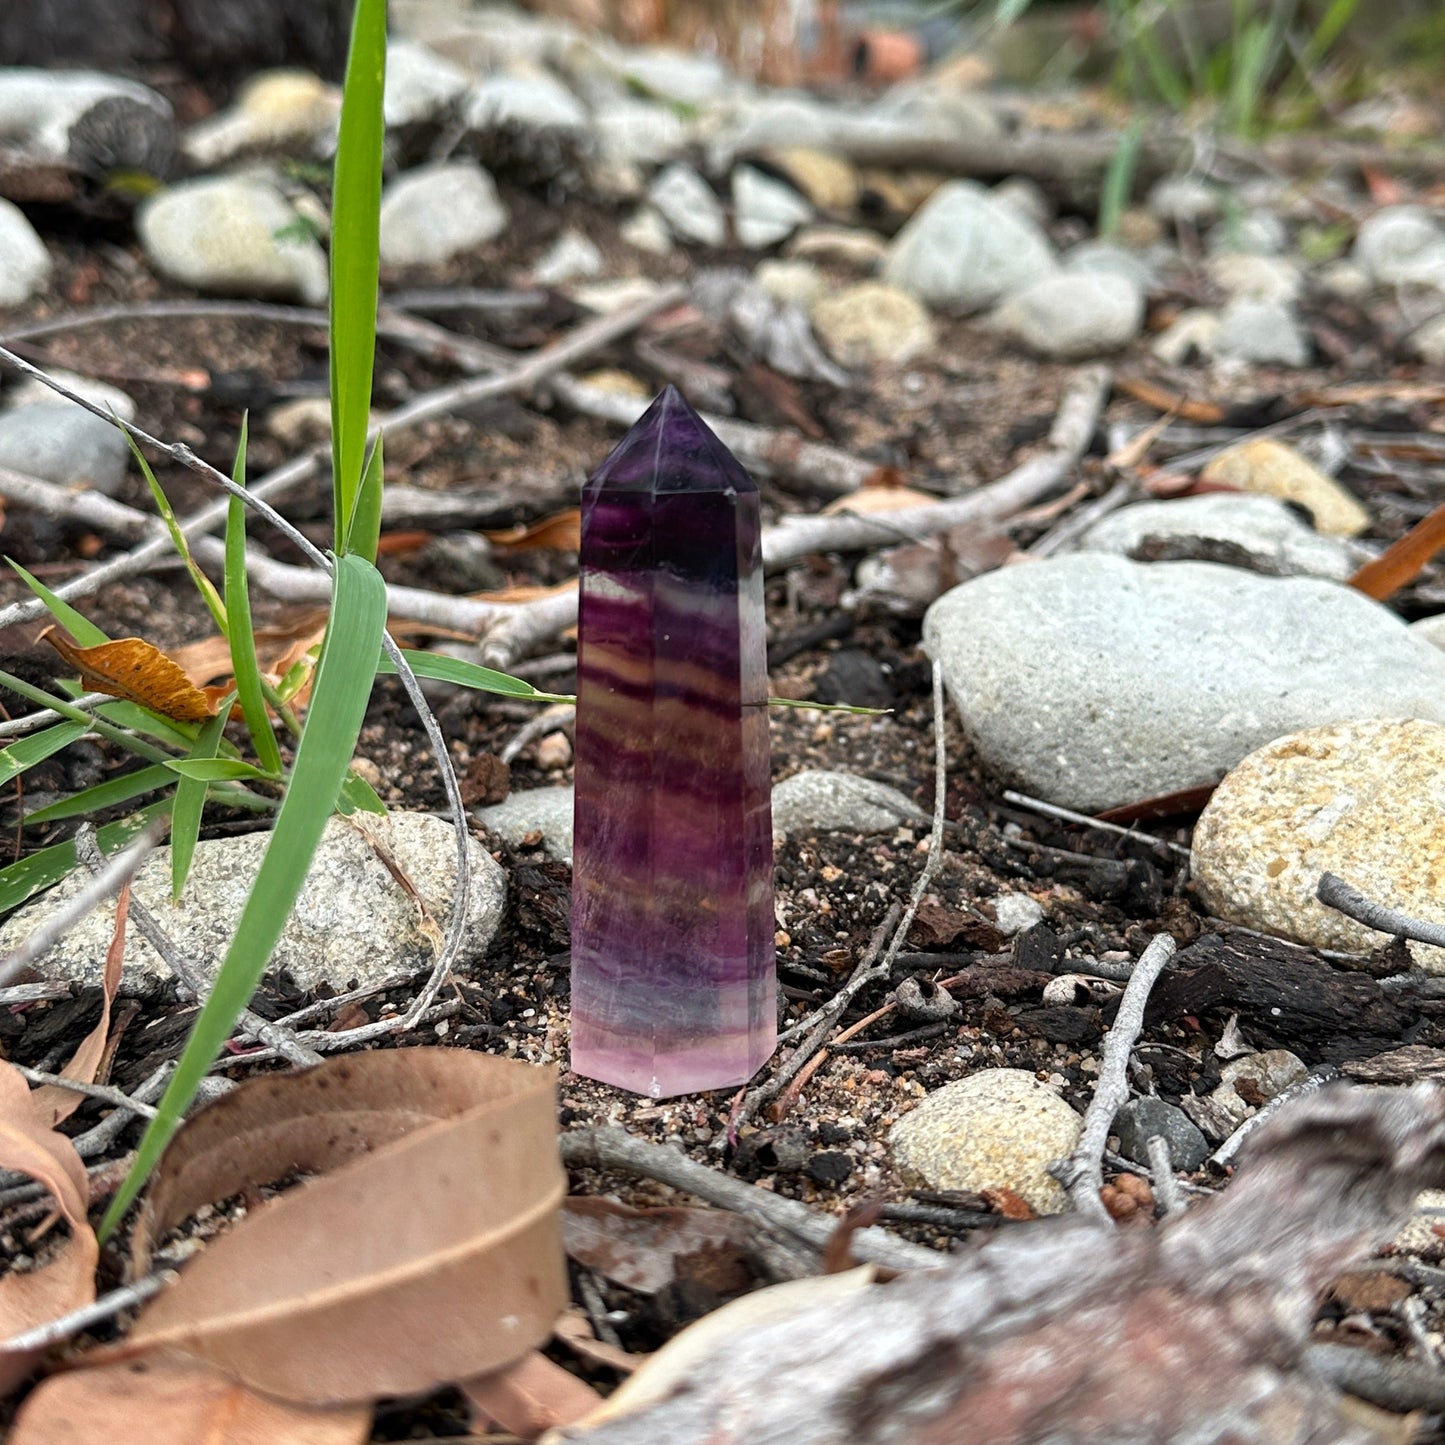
[587,385,758,498]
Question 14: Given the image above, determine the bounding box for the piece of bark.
[1146,933,1414,1063]
[551,1084,1445,1445]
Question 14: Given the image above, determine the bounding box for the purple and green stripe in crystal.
[570,386,776,1097]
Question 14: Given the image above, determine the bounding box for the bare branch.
[1317,871,1445,950]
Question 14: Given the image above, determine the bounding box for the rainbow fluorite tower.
[569,386,776,1097]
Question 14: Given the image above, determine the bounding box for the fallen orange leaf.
[110,1050,566,1406]
[484,508,582,553]
[1349,496,1445,601]
[29,883,128,1127]
[0,1061,99,1393]
[10,1357,371,1444]
[43,630,219,724]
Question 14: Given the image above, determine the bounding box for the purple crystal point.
[570,385,776,1097]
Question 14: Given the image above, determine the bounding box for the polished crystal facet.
[570,386,776,1097]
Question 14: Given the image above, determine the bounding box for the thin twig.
[1001,789,1191,860]
[0,1270,173,1354]
[1209,1067,1340,1169]
[1145,1133,1187,1216]
[1053,931,1178,1224]
[559,1126,939,1272]
[0,823,164,988]
[11,1066,159,1118]
[1317,872,1445,950]
[1027,477,1135,558]
[71,1065,173,1159]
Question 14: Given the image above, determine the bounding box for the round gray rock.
[1075,493,1367,582]
[890,1069,1081,1215]
[476,786,576,863]
[883,179,1055,314]
[1213,298,1310,367]
[648,163,726,248]
[1192,718,1445,970]
[771,770,924,837]
[989,272,1143,359]
[0,813,504,994]
[922,554,1445,814]
[0,198,50,306]
[1113,1096,1208,1171]
[379,160,508,267]
[138,176,328,304]
[1353,205,1445,289]
[0,401,129,495]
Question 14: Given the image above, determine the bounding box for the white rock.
[0,198,51,306]
[771,770,924,837]
[0,68,171,160]
[464,70,587,134]
[989,272,1143,359]
[592,97,688,167]
[1062,239,1157,293]
[990,175,1052,230]
[754,259,827,310]
[1317,259,1371,300]
[384,40,471,128]
[1353,206,1445,289]
[993,893,1045,936]
[571,277,671,314]
[922,554,1445,814]
[1075,494,1366,582]
[184,70,338,167]
[477,786,575,862]
[139,176,328,304]
[531,228,603,286]
[787,225,889,270]
[1206,252,1304,305]
[889,1069,1081,1215]
[1408,312,1445,366]
[1152,308,1221,366]
[378,160,508,268]
[0,813,505,993]
[810,281,935,367]
[883,180,1056,314]
[0,402,129,495]
[1184,1050,1307,1140]
[648,163,726,248]
[391,2,579,72]
[1213,298,1309,367]
[732,165,812,249]
[611,46,730,107]
[1413,615,1445,652]
[1206,210,1288,256]
[1192,719,1445,971]
[619,206,673,255]
[1146,175,1223,226]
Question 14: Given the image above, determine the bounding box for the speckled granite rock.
[0,813,504,993]
[1192,718,1445,971]
[889,1068,1081,1215]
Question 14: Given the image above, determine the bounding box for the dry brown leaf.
[10,1357,371,1444]
[553,1307,644,1375]
[1348,496,1445,601]
[0,1060,98,1393]
[820,485,937,517]
[462,1351,603,1439]
[168,612,331,690]
[29,884,128,1128]
[1115,375,1226,424]
[43,629,220,723]
[113,1050,566,1405]
[563,1197,755,1296]
[484,509,583,553]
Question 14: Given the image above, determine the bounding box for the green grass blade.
[1098,119,1144,240]
[24,764,175,824]
[100,554,387,1237]
[168,708,230,900]
[123,429,228,634]
[343,433,384,564]
[338,770,388,816]
[0,721,91,788]
[224,419,283,777]
[1302,0,1361,65]
[165,757,276,783]
[383,649,571,702]
[7,561,109,644]
[329,0,387,549]
[0,803,170,916]
[92,699,198,751]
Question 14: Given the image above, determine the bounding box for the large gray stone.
[0,68,172,165]
[379,160,508,267]
[384,40,470,128]
[138,176,328,304]
[0,813,505,994]
[883,180,1056,314]
[0,401,129,495]
[1212,298,1309,367]
[771,770,924,837]
[1075,493,1367,582]
[922,554,1445,814]
[0,198,50,305]
[989,272,1143,359]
